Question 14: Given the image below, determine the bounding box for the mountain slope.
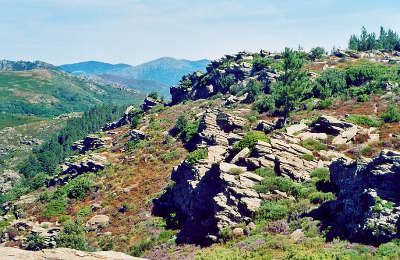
[59,57,210,97]
[59,61,131,74]
[108,57,210,85]
[0,67,144,118]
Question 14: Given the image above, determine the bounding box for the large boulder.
[311,115,361,145]
[72,134,111,154]
[102,105,135,131]
[312,150,400,245]
[46,154,108,186]
[141,97,161,112]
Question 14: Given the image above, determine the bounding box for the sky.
[1,0,400,66]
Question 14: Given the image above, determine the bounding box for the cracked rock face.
[314,150,400,245]
[153,110,320,244]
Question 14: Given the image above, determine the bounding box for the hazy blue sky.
[1,0,399,65]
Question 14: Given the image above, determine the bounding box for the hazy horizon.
[1,0,399,65]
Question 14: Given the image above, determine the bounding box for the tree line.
[348,26,400,51]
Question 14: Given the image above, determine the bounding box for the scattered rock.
[86,215,110,231]
[72,134,111,154]
[141,97,162,112]
[286,122,308,135]
[232,227,244,237]
[0,247,142,260]
[129,129,147,142]
[290,229,305,243]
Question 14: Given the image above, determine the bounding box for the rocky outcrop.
[46,154,108,186]
[0,169,21,193]
[86,214,110,232]
[311,115,361,145]
[195,110,245,147]
[3,219,60,248]
[102,105,136,131]
[72,134,111,154]
[247,134,317,181]
[313,150,400,245]
[141,97,162,112]
[0,247,142,260]
[154,111,320,244]
[170,51,280,104]
[129,129,147,142]
[153,153,264,244]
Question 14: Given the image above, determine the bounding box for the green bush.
[234,131,270,150]
[148,91,158,100]
[375,242,400,258]
[308,191,335,204]
[309,47,325,61]
[245,79,264,102]
[301,154,315,161]
[360,145,372,156]
[125,140,144,152]
[256,200,290,221]
[185,148,208,164]
[254,94,276,113]
[45,196,67,217]
[318,97,334,109]
[66,175,93,200]
[30,172,48,189]
[346,114,382,127]
[313,69,347,99]
[26,232,46,251]
[255,167,275,178]
[130,110,143,129]
[181,119,200,143]
[301,138,327,151]
[57,220,88,251]
[382,101,400,122]
[310,168,330,182]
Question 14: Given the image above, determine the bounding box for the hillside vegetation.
[0,68,143,119]
[3,28,400,259]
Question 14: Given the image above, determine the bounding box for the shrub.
[245,79,264,102]
[346,114,382,127]
[318,97,334,109]
[301,154,315,161]
[301,138,327,151]
[173,115,188,133]
[234,131,270,150]
[254,94,276,113]
[45,196,67,217]
[360,145,373,157]
[310,168,330,182]
[57,220,88,251]
[229,167,244,175]
[375,242,400,258]
[255,167,275,178]
[216,74,236,93]
[129,237,155,257]
[148,91,158,100]
[256,200,290,221]
[26,232,46,251]
[185,148,208,164]
[357,93,370,102]
[308,191,335,204]
[125,140,143,152]
[181,119,200,143]
[382,101,400,122]
[313,69,347,99]
[66,175,93,200]
[309,47,325,61]
[30,172,48,189]
[130,110,143,129]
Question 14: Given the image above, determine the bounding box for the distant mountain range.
[59,57,210,97]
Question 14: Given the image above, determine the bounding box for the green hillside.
[0,69,144,119]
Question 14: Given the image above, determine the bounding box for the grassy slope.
[0,69,144,117]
